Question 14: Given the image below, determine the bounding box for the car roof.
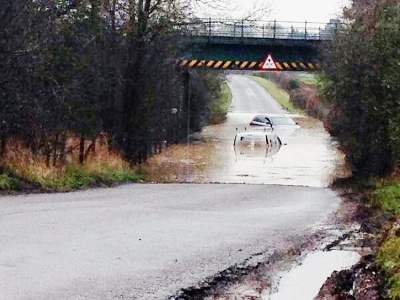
[252,114,293,118]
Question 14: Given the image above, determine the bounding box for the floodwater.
[265,250,361,300]
[142,112,350,188]
[139,73,358,299]
[140,88,358,298]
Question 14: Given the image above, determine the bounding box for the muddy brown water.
[141,112,361,299]
[141,113,350,187]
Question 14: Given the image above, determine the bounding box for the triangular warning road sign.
[261,54,277,70]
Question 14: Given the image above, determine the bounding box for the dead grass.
[0,134,139,190]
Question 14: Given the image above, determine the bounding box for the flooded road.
[201,113,347,187]
[0,75,359,300]
[143,75,349,187]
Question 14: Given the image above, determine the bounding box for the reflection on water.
[201,113,349,187]
[266,250,361,300]
[142,113,350,188]
[233,130,282,161]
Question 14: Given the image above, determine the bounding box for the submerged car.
[249,114,300,129]
[233,130,282,159]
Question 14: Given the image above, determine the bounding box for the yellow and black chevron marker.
[178,59,320,71]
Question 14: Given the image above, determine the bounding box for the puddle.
[263,250,361,300]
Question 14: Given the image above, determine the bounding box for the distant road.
[0,184,339,299]
[227,74,287,114]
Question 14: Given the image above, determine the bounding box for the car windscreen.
[269,116,296,125]
[252,116,270,124]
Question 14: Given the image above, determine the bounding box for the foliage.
[371,182,400,214]
[321,3,400,177]
[0,135,141,190]
[62,165,141,190]
[296,73,320,86]
[0,0,225,189]
[0,173,21,191]
[288,78,300,90]
[377,226,400,299]
[208,77,232,124]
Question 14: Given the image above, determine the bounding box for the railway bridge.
[175,19,339,71]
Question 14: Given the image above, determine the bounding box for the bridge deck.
[175,19,338,71]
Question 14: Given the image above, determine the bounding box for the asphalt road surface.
[227,74,287,114]
[0,184,340,300]
[0,74,344,299]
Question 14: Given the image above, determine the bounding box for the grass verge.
[0,136,142,193]
[377,225,400,299]
[247,75,302,114]
[209,81,232,124]
[60,165,141,190]
[0,166,141,192]
[371,181,400,298]
[296,72,320,85]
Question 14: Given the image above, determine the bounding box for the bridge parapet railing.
[174,19,340,40]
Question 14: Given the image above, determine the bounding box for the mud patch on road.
[169,186,384,300]
[170,245,306,300]
[311,178,387,300]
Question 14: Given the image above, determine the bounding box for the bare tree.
[189,0,274,20]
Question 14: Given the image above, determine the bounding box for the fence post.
[319,26,321,40]
[262,25,264,38]
[304,21,307,39]
[208,17,212,37]
[291,26,294,39]
[241,19,244,38]
[273,20,276,39]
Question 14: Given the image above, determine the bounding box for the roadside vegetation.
[249,1,400,296]
[250,72,328,119]
[0,1,228,192]
[209,80,232,124]
[320,0,400,297]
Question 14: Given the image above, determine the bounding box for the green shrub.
[377,227,400,299]
[209,81,232,124]
[371,183,400,214]
[288,78,299,90]
[321,4,400,177]
[63,165,140,190]
[0,173,21,190]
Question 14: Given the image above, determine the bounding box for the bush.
[321,4,400,177]
[288,78,300,90]
[0,173,21,190]
[377,226,400,299]
[371,183,400,214]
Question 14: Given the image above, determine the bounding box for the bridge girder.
[177,21,329,72]
[178,37,323,71]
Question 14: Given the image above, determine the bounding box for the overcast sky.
[267,0,350,22]
[193,0,351,23]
